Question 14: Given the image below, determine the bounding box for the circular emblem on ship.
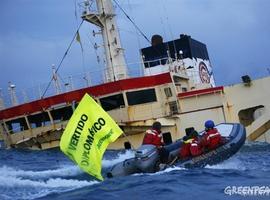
[199,62,210,83]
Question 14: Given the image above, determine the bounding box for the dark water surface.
[0,142,270,200]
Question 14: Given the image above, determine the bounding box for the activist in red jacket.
[190,138,203,156]
[142,122,164,147]
[179,131,203,159]
[201,120,222,150]
[179,137,192,159]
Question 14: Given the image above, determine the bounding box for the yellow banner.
[60,93,123,180]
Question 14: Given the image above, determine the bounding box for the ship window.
[100,93,125,111]
[5,117,29,134]
[143,57,168,68]
[175,83,181,93]
[28,112,51,128]
[169,101,179,114]
[126,88,157,106]
[182,87,188,92]
[51,106,73,123]
[164,87,172,97]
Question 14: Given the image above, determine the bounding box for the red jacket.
[179,140,191,158]
[179,138,203,159]
[201,128,221,150]
[142,129,163,147]
[190,139,203,156]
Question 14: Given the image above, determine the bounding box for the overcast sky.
[0,0,270,102]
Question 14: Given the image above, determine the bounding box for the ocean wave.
[0,176,96,188]
[0,165,82,179]
[241,141,270,152]
[0,165,98,200]
[205,157,246,170]
[244,141,270,147]
[0,176,98,200]
[132,166,185,177]
[153,166,186,175]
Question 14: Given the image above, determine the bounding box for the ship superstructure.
[81,0,128,82]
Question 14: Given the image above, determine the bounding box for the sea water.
[0,142,270,200]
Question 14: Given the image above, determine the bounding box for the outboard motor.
[134,145,160,173]
[107,145,160,178]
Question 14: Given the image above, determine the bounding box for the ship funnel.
[180,34,191,39]
[151,35,163,46]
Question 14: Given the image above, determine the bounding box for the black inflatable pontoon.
[107,123,246,178]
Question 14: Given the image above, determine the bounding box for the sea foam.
[102,150,135,168]
[0,165,98,200]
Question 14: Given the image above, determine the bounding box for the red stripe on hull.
[0,73,172,120]
[178,86,224,98]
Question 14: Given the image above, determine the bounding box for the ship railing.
[78,0,99,16]
[0,58,195,109]
[0,62,139,109]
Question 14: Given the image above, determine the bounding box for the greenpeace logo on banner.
[97,129,113,149]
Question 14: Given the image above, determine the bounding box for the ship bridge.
[140,34,215,88]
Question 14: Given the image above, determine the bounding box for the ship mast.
[82,0,128,82]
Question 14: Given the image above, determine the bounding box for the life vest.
[190,139,203,156]
[202,128,221,150]
[179,139,193,158]
[142,129,163,147]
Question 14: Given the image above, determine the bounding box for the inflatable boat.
[107,123,246,178]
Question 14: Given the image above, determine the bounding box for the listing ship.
[0,0,270,150]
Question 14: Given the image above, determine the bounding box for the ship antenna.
[41,20,84,98]
[112,0,151,45]
[113,0,167,63]
[159,0,177,60]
